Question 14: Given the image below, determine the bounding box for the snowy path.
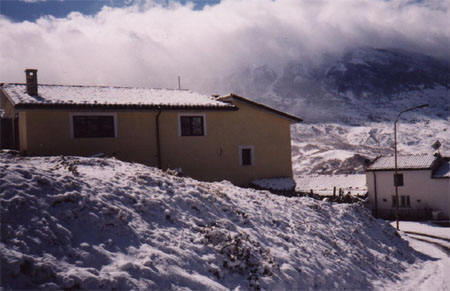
[375,222,450,291]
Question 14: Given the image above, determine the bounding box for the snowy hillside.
[0,153,427,290]
[291,119,449,176]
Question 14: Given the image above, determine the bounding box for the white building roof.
[1,84,233,109]
[367,154,437,171]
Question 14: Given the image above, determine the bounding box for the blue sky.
[0,0,220,22]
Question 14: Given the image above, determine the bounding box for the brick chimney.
[25,69,38,96]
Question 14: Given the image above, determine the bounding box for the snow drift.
[0,153,427,289]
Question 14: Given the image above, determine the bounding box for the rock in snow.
[0,153,427,289]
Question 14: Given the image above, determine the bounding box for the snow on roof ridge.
[367,153,437,170]
[2,83,231,108]
[5,82,192,92]
[379,153,432,158]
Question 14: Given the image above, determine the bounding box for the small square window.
[392,195,410,208]
[400,195,410,208]
[394,173,404,186]
[239,146,253,166]
[180,116,204,136]
[242,149,252,165]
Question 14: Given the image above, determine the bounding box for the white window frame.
[70,112,118,139]
[239,145,254,166]
[178,113,207,137]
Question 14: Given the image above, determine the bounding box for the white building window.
[392,195,410,208]
[400,195,410,208]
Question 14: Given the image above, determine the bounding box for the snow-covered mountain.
[0,154,426,289]
[226,47,449,175]
[229,47,449,123]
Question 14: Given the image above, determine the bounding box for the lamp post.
[394,103,429,230]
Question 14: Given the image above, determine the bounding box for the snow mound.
[251,177,296,191]
[0,153,427,289]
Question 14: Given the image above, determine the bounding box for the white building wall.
[366,170,449,219]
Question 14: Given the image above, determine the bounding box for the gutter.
[155,107,162,169]
[13,103,238,111]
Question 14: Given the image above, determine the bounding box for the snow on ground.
[295,174,367,195]
[251,177,296,191]
[0,153,429,290]
[394,221,450,240]
[374,222,450,291]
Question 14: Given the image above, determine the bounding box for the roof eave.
[366,167,432,172]
[218,94,303,123]
[0,86,19,107]
[13,103,238,111]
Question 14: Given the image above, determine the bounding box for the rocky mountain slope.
[229,47,449,122]
[0,153,426,289]
[227,47,449,175]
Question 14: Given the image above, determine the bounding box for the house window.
[392,195,410,208]
[400,195,410,208]
[393,173,404,186]
[180,115,205,136]
[72,115,116,138]
[239,146,254,166]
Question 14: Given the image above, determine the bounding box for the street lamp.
[394,103,429,230]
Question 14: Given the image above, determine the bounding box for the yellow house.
[0,69,302,186]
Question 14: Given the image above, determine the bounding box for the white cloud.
[0,0,449,93]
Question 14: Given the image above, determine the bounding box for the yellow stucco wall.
[159,99,293,185]
[0,93,295,185]
[22,110,158,166]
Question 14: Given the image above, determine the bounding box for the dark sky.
[0,0,220,22]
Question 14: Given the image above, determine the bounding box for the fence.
[373,208,432,220]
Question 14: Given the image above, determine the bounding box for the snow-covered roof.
[367,154,437,171]
[1,83,234,109]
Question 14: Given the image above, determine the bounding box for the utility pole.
[393,103,428,230]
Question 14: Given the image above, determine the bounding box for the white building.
[366,154,449,220]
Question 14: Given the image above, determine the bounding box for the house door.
[0,117,19,150]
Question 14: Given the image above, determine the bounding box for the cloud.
[0,0,449,93]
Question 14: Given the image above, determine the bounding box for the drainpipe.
[155,107,162,169]
[11,112,16,149]
[373,171,378,218]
